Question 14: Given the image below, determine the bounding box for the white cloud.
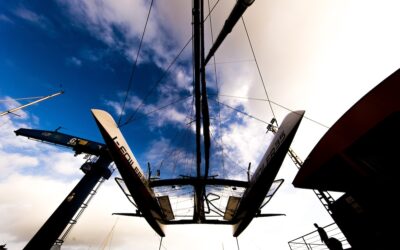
[40,152,86,176]
[0,14,13,23]
[105,99,124,117]
[143,138,195,178]
[0,97,29,120]
[0,174,80,243]
[152,107,187,128]
[14,7,53,31]
[0,151,39,175]
[57,0,191,68]
[174,67,192,92]
[66,56,82,67]
[221,120,272,168]
[106,92,191,129]
[14,7,41,23]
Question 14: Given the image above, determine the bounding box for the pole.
[0,91,64,117]
[193,0,205,223]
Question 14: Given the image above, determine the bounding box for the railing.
[288,223,351,250]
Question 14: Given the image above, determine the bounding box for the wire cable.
[99,217,119,250]
[118,0,155,126]
[120,0,220,128]
[158,237,163,250]
[207,0,225,173]
[241,17,277,121]
[120,37,193,128]
[0,95,46,102]
[124,95,192,123]
[210,98,272,125]
[204,0,220,22]
[217,93,330,129]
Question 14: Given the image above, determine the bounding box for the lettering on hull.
[113,137,147,184]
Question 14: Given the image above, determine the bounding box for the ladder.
[267,120,336,214]
[53,159,107,247]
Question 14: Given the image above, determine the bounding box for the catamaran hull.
[232,111,305,237]
[91,109,165,237]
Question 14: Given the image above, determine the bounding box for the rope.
[241,17,277,122]
[118,0,155,126]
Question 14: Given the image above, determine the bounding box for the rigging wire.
[207,59,254,65]
[118,0,155,126]
[121,0,220,128]
[0,95,46,102]
[209,98,273,125]
[99,217,119,250]
[171,130,191,174]
[217,94,330,129]
[204,0,220,22]
[124,95,192,123]
[167,126,191,175]
[207,0,226,174]
[120,0,221,128]
[154,96,196,176]
[177,102,199,176]
[209,129,251,175]
[241,16,277,122]
[120,37,193,128]
[158,237,164,250]
[209,130,228,178]
[187,95,196,177]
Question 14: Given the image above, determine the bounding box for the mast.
[192,0,205,222]
[200,0,211,180]
[192,0,255,223]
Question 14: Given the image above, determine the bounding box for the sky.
[1,0,400,249]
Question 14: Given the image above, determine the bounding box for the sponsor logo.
[113,137,147,184]
[252,130,286,181]
[264,131,286,167]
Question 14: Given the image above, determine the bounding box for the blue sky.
[1,0,400,249]
[0,0,198,167]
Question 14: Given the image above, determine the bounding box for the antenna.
[0,90,64,117]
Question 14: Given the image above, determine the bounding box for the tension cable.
[118,0,155,126]
[217,93,329,129]
[241,16,277,122]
